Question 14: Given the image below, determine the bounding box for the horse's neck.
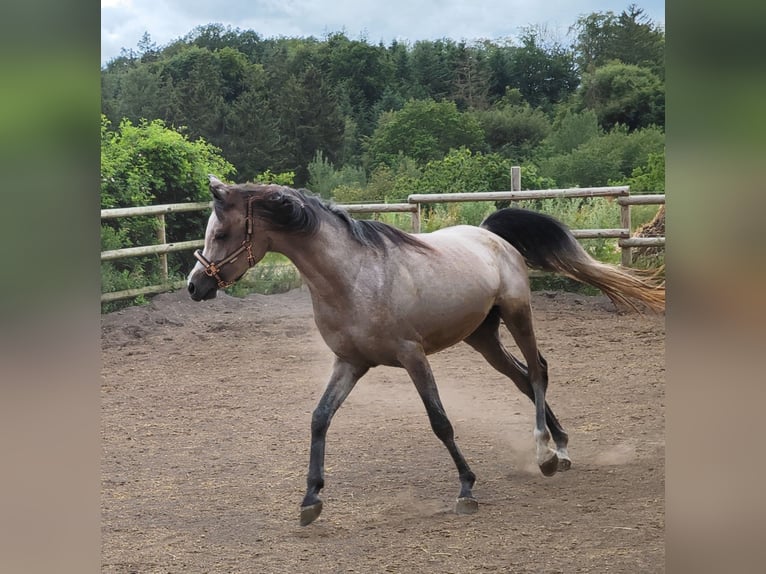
[270,220,367,302]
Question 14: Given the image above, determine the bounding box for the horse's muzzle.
[187,276,218,301]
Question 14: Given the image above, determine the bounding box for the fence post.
[156,214,168,283]
[620,191,632,267]
[411,203,421,233]
[511,166,521,192]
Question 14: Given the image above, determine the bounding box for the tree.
[185,23,232,52]
[484,40,515,104]
[137,32,159,62]
[578,61,664,130]
[100,15,665,195]
[318,33,392,134]
[213,50,283,181]
[450,42,490,110]
[221,75,281,181]
[101,115,234,209]
[111,64,166,124]
[294,65,346,184]
[162,46,226,140]
[573,5,664,77]
[470,104,551,160]
[506,29,579,110]
[385,40,414,100]
[365,99,485,169]
[409,40,456,101]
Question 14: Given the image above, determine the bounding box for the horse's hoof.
[557,457,572,472]
[539,452,559,477]
[300,501,323,526]
[455,496,479,515]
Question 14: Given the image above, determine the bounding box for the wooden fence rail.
[101,179,665,303]
[408,186,629,203]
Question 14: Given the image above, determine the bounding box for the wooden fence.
[101,168,665,302]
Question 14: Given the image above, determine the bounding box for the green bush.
[470,104,551,160]
[408,147,513,195]
[540,124,664,187]
[365,99,485,169]
[546,109,601,154]
[101,114,235,312]
[577,62,665,131]
[254,169,295,186]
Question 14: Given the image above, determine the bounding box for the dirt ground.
[102,286,665,573]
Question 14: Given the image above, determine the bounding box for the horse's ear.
[208,175,229,202]
[266,188,286,203]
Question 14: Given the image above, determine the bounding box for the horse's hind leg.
[397,342,478,515]
[300,358,368,526]
[495,300,562,476]
[465,310,571,472]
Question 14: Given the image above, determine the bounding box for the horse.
[187,175,664,526]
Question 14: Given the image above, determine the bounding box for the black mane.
[242,184,429,251]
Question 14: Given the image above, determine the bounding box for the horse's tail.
[481,207,665,313]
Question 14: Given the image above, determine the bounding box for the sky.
[101,0,664,66]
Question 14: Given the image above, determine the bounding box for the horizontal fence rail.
[100,280,189,304]
[101,184,665,303]
[100,239,204,261]
[100,201,212,219]
[617,194,665,206]
[407,186,629,204]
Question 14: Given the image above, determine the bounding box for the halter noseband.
[193,196,257,289]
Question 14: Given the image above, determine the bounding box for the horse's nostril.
[188,282,195,294]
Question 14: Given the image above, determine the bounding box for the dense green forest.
[101,3,664,309]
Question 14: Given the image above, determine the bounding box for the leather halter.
[193,196,257,289]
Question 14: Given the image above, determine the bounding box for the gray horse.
[187,176,664,526]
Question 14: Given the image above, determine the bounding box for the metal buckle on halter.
[194,250,230,288]
[203,262,222,278]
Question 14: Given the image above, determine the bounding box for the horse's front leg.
[398,342,478,515]
[300,358,368,526]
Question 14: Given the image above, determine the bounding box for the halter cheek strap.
[193,196,257,289]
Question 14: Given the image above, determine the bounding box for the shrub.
[101,115,235,311]
[365,99,485,169]
[471,105,551,160]
[546,109,601,154]
[540,125,664,187]
[307,150,366,198]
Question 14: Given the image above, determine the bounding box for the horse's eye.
[214,232,227,240]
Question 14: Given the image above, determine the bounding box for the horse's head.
[187,176,271,301]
